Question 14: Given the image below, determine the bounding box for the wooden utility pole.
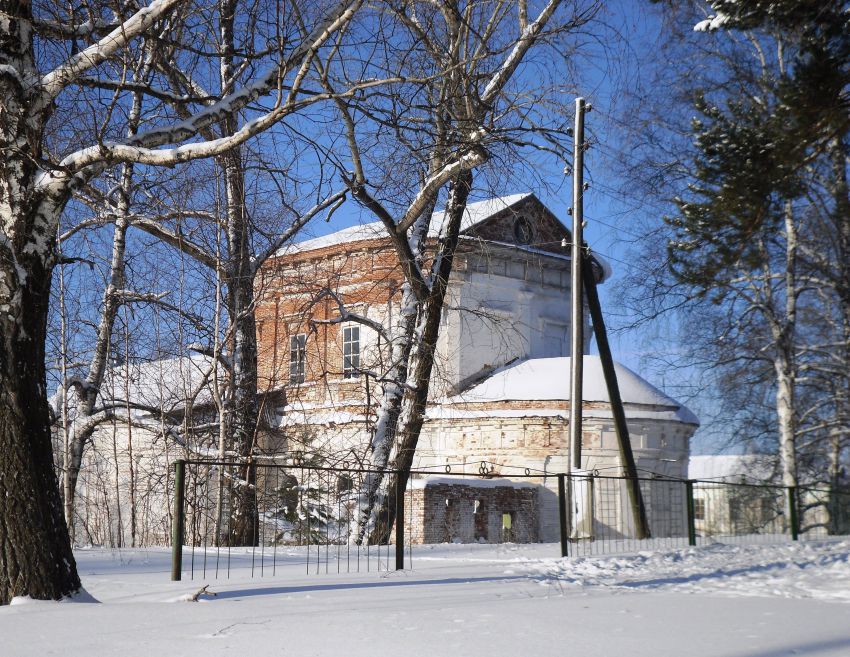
[581,253,651,539]
[566,97,649,541]
[569,97,586,471]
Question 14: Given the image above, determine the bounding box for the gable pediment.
[460,194,571,257]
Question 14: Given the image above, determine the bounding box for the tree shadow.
[208,574,529,600]
[724,637,850,657]
[617,560,798,589]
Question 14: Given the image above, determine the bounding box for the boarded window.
[337,474,354,495]
[543,322,568,358]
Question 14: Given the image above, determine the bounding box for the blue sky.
[281,2,723,453]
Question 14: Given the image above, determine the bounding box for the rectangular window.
[343,326,360,378]
[693,498,705,521]
[289,334,306,384]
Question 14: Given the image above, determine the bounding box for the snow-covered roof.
[447,193,533,234]
[444,356,699,425]
[279,193,534,255]
[688,455,776,483]
[410,476,537,490]
[278,193,616,286]
[100,353,221,414]
[277,409,369,427]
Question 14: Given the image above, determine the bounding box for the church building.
[257,193,699,543]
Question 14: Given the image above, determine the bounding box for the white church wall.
[453,269,529,389]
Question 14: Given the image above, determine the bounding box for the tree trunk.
[367,173,472,544]
[213,0,259,546]
[59,212,132,540]
[1,0,80,604]
[222,129,259,543]
[223,172,261,546]
[353,283,418,543]
[775,201,798,490]
[774,360,797,488]
[0,268,81,603]
[353,198,436,544]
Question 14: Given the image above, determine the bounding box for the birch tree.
[0,0,362,603]
[318,0,599,542]
[671,1,849,492]
[125,0,351,545]
[619,1,849,502]
[49,49,180,542]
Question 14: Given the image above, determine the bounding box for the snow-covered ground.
[3,540,850,656]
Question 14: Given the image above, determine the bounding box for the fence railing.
[170,459,850,580]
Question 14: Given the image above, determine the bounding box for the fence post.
[788,486,799,541]
[171,459,186,581]
[395,477,404,570]
[685,480,696,547]
[557,473,569,557]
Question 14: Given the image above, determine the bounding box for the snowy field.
[3,540,850,657]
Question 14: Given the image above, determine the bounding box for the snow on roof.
[425,406,693,423]
[277,410,369,427]
[410,476,537,490]
[278,193,533,255]
[446,192,532,234]
[100,353,221,414]
[282,220,387,254]
[688,455,776,483]
[446,356,699,425]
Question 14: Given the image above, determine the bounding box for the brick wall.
[400,481,539,544]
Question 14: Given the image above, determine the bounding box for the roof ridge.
[277,192,535,256]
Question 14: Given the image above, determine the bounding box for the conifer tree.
[655,0,850,495]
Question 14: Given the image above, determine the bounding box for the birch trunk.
[0,261,81,603]
[354,247,423,543]
[56,67,148,539]
[775,201,798,490]
[330,0,570,543]
[223,144,260,545]
[219,0,259,545]
[365,174,472,544]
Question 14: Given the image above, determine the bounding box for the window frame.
[693,497,706,521]
[289,333,307,384]
[342,325,360,378]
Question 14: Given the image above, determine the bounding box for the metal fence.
[171,459,412,581]
[170,459,850,580]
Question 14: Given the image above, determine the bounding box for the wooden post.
[581,253,650,539]
[557,474,569,557]
[395,477,404,570]
[171,459,186,581]
[685,480,696,547]
[788,486,799,541]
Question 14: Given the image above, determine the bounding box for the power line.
[585,214,646,241]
